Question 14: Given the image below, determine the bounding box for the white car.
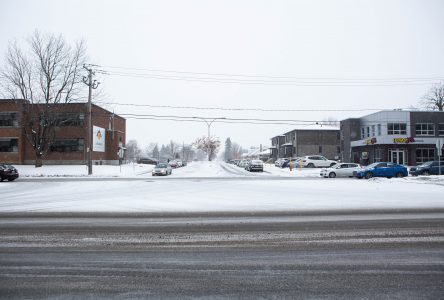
[320,163,361,178]
[300,155,337,168]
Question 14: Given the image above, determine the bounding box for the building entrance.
[389,149,406,165]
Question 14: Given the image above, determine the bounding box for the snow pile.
[15,163,153,178]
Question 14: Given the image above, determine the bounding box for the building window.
[319,145,322,153]
[50,139,84,152]
[373,148,382,162]
[0,138,18,152]
[366,127,370,137]
[0,113,19,127]
[387,123,407,135]
[415,123,435,136]
[55,113,85,127]
[361,128,365,139]
[377,124,381,136]
[371,125,375,137]
[438,123,444,136]
[337,146,340,154]
[416,148,435,164]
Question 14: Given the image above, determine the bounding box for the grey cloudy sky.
[1,0,444,150]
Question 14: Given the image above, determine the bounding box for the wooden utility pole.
[83,65,99,175]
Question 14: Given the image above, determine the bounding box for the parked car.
[246,160,264,172]
[238,160,249,168]
[275,158,289,168]
[137,157,158,165]
[168,160,178,168]
[410,161,444,176]
[152,163,172,176]
[274,158,284,167]
[0,164,19,182]
[300,155,337,168]
[286,158,302,169]
[354,162,408,179]
[320,163,361,178]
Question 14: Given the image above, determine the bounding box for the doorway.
[389,149,406,165]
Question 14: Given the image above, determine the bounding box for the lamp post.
[194,117,225,160]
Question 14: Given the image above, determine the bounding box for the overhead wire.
[92,100,392,112]
[92,64,444,83]
[95,69,442,86]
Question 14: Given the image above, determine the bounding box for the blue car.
[409,161,444,176]
[354,162,408,179]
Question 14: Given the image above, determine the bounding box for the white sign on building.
[93,126,106,152]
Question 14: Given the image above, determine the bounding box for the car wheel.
[422,170,430,176]
[329,172,336,178]
[7,178,15,182]
[307,163,315,168]
[395,172,404,178]
[365,172,373,179]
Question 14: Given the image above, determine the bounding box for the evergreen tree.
[224,138,232,161]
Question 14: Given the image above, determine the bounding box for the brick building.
[270,125,341,161]
[340,110,444,166]
[0,99,126,165]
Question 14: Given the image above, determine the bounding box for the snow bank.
[15,163,153,178]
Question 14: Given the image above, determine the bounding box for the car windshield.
[418,161,433,167]
[156,163,168,168]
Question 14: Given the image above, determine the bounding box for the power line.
[92,64,444,82]
[96,70,442,86]
[93,100,391,112]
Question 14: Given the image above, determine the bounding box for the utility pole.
[83,65,100,175]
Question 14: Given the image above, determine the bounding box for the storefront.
[351,137,440,166]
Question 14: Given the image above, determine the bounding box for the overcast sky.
[1,0,444,150]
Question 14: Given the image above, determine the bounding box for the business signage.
[364,138,377,145]
[393,137,415,144]
[93,126,105,152]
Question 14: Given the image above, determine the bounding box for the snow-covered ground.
[16,163,154,178]
[1,161,443,213]
[15,161,322,178]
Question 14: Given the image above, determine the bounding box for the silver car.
[320,163,361,178]
[152,163,172,176]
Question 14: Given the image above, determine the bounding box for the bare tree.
[421,82,444,111]
[321,117,340,127]
[126,139,142,162]
[169,140,178,159]
[231,142,242,159]
[193,136,221,161]
[0,31,87,167]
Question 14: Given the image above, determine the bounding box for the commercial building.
[270,125,341,161]
[340,110,444,166]
[0,99,126,165]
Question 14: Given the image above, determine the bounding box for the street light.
[194,117,226,160]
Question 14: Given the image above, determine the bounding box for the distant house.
[270,125,340,161]
[0,99,126,165]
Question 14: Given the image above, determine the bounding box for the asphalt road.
[1,211,443,299]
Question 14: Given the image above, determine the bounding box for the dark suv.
[409,161,444,176]
[0,164,19,182]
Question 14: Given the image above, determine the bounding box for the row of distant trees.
[125,136,222,163]
[0,31,443,167]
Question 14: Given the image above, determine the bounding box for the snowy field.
[1,161,443,213]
